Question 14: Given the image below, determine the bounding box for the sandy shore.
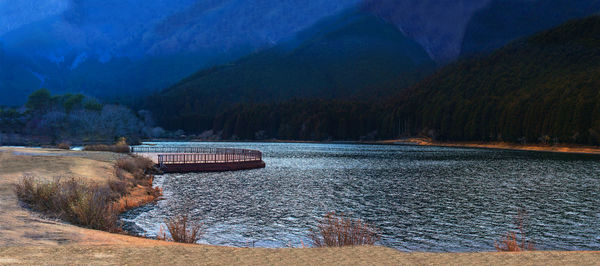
[1,147,600,265]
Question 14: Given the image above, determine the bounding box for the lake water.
[121,142,600,251]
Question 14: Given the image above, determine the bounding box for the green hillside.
[145,10,434,132]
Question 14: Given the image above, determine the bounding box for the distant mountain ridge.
[0,0,359,105]
[362,0,492,63]
[2,0,600,107]
[146,8,435,131]
[460,0,600,56]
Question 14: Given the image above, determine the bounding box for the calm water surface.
[122,142,600,251]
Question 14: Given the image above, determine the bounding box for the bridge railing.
[131,146,262,165]
[131,146,228,154]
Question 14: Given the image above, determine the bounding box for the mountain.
[204,16,600,143]
[395,15,600,144]
[460,0,600,56]
[362,0,492,63]
[0,0,359,105]
[363,0,600,62]
[3,0,599,108]
[144,8,435,132]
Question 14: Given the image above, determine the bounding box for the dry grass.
[56,142,71,150]
[111,155,162,213]
[13,153,162,234]
[309,212,379,247]
[112,185,163,213]
[495,211,535,252]
[108,179,129,197]
[84,144,130,153]
[158,214,204,244]
[115,156,155,180]
[14,175,120,232]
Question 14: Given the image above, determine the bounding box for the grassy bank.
[12,152,162,233]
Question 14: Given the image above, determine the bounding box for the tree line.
[0,89,170,145]
[156,16,600,145]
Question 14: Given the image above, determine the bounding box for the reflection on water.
[121,142,600,251]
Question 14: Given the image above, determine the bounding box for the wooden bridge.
[131,146,265,173]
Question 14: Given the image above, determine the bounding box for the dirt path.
[1,246,600,265]
[1,147,600,265]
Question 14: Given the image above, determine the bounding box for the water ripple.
[121,142,600,251]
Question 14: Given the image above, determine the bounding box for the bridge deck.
[132,146,265,173]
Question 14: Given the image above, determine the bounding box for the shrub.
[57,142,71,150]
[113,186,162,213]
[309,212,379,247]
[495,211,535,252]
[115,156,155,180]
[84,144,130,153]
[69,185,119,231]
[158,214,204,244]
[108,179,129,198]
[14,176,120,232]
[115,167,126,180]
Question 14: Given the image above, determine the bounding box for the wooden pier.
[131,146,265,173]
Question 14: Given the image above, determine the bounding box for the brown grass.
[309,212,379,247]
[115,156,155,180]
[113,186,163,213]
[110,154,162,213]
[13,153,162,234]
[495,211,535,252]
[14,175,120,232]
[108,179,129,197]
[158,214,204,244]
[84,144,130,153]
[56,142,71,150]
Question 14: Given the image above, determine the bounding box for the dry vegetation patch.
[495,211,535,252]
[14,176,120,232]
[115,156,155,180]
[309,212,379,247]
[83,144,130,153]
[13,153,162,234]
[56,142,71,150]
[158,214,204,244]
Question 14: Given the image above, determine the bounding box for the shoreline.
[1,147,600,264]
[8,138,600,157]
[379,138,600,155]
[140,138,600,155]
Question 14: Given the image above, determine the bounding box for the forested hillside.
[209,16,600,144]
[397,16,600,144]
[146,9,434,132]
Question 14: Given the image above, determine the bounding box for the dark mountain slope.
[207,16,600,143]
[147,9,434,132]
[0,0,359,105]
[461,0,600,56]
[362,0,492,63]
[397,16,600,144]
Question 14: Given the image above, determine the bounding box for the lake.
[121,142,600,251]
